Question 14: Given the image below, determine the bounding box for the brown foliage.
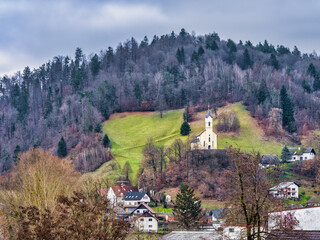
[224,147,282,240]
[17,191,129,240]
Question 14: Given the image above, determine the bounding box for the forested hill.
[0,28,320,173]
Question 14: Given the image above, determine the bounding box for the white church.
[191,109,217,150]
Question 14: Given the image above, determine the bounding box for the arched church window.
[208,122,210,126]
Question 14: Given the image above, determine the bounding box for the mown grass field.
[87,110,187,182]
[87,103,290,184]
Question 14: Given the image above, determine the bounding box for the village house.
[191,108,218,150]
[211,208,224,229]
[269,182,299,199]
[123,191,150,213]
[134,211,158,232]
[288,147,316,162]
[128,203,155,219]
[261,154,280,168]
[106,184,138,206]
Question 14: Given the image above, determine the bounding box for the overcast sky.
[1,0,320,76]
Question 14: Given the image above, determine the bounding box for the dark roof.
[288,147,316,155]
[129,203,155,216]
[196,129,206,137]
[210,208,223,219]
[205,109,213,119]
[191,138,200,143]
[124,191,147,201]
[266,230,320,240]
[262,154,280,165]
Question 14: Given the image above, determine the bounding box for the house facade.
[288,147,316,162]
[191,109,217,150]
[134,211,158,232]
[129,203,155,218]
[123,191,150,213]
[106,185,138,206]
[269,182,299,199]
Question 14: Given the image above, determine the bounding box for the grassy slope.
[88,110,186,182]
[190,103,286,155]
[87,103,289,183]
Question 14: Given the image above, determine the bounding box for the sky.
[1,0,320,76]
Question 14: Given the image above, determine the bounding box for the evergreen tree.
[13,145,21,165]
[302,79,311,93]
[281,145,291,163]
[307,63,317,78]
[57,137,67,157]
[134,83,142,101]
[270,53,279,70]
[17,83,29,121]
[176,47,185,64]
[292,46,301,57]
[242,48,252,69]
[205,33,219,50]
[90,54,100,77]
[257,79,269,104]
[180,121,191,136]
[197,46,205,56]
[280,86,296,132]
[44,87,53,119]
[102,134,111,148]
[173,184,202,229]
[226,39,237,53]
[191,51,198,64]
[313,75,320,91]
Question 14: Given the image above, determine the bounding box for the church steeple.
[205,106,213,130]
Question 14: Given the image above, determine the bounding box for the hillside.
[1,29,320,174]
[87,103,291,183]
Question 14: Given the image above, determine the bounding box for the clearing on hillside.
[86,103,291,183]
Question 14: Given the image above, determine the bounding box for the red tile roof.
[111,185,138,197]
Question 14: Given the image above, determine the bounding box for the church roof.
[205,109,213,119]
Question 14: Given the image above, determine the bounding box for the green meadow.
[88,103,290,183]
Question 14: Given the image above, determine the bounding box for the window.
[292,188,295,191]
[229,228,235,232]
[149,225,152,228]
[209,137,211,142]
[149,218,153,221]
[305,157,307,159]
[140,219,144,221]
[204,141,205,146]
[137,210,140,213]
[293,157,296,160]
[208,122,210,127]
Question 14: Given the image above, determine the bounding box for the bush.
[216,112,240,132]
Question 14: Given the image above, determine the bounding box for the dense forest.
[1,28,320,173]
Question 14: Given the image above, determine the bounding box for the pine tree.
[270,53,279,70]
[280,86,296,132]
[90,54,100,77]
[205,34,219,50]
[57,137,67,157]
[180,121,191,136]
[44,87,53,119]
[302,79,311,93]
[281,145,291,163]
[173,184,202,229]
[176,47,185,64]
[197,46,205,56]
[257,79,269,104]
[13,145,21,165]
[102,134,111,148]
[313,75,320,91]
[242,48,252,69]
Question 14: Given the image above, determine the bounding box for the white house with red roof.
[107,184,138,206]
[191,109,217,150]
